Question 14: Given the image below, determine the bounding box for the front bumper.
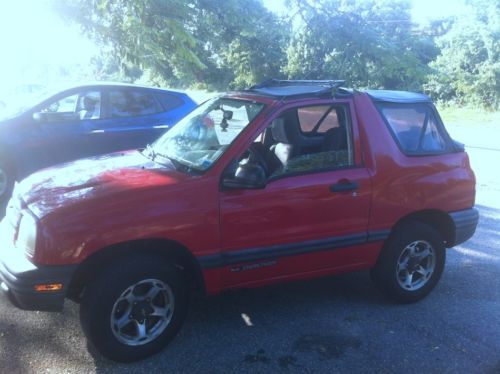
[449,208,479,247]
[0,219,77,311]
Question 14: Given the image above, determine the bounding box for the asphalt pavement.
[0,146,499,373]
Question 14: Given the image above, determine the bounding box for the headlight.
[16,213,38,257]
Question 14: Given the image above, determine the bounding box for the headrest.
[83,96,96,110]
[271,118,289,143]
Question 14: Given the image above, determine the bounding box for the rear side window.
[108,89,160,118]
[378,103,451,155]
[156,92,185,112]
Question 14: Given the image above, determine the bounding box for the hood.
[0,116,17,129]
[17,150,189,218]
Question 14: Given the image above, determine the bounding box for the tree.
[425,0,500,109]
[284,0,433,90]
[56,0,288,89]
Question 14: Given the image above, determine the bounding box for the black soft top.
[240,80,431,103]
[365,90,431,103]
[243,79,350,99]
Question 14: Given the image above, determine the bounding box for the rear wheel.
[370,222,445,303]
[80,255,189,362]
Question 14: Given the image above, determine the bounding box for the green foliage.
[90,52,142,82]
[284,0,433,90]
[56,0,499,109]
[57,0,287,89]
[425,0,500,109]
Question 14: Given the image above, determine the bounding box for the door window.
[108,89,160,118]
[76,91,101,120]
[42,94,78,114]
[230,104,354,180]
[38,91,101,121]
[156,92,184,111]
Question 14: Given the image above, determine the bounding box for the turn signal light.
[34,283,63,292]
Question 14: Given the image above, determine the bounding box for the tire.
[0,159,14,203]
[370,221,445,303]
[80,255,189,362]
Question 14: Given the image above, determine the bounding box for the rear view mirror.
[223,110,233,120]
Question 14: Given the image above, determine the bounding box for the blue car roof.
[365,90,431,103]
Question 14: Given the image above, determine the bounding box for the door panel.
[18,118,97,177]
[84,113,169,156]
[84,88,172,155]
[219,167,372,286]
[16,89,103,176]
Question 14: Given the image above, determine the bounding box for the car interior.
[246,106,352,178]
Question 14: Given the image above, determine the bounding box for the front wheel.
[0,159,14,202]
[80,256,189,362]
[370,222,446,303]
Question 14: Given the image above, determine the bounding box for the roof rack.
[250,79,346,89]
[247,79,348,98]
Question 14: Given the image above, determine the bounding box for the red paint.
[11,92,476,296]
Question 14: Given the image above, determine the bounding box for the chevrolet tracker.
[0,80,478,362]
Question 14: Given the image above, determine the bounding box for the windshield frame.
[149,96,268,174]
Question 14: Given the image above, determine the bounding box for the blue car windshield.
[0,89,54,120]
[151,97,265,171]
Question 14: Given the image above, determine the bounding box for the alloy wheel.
[396,240,436,291]
[110,279,175,346]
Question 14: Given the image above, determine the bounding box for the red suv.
[0,80,478,362]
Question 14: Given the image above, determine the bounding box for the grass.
[437,105,500,128]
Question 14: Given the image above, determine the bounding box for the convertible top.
[241,80,431,103]
[244,79,350,99]
[365,90,432,103]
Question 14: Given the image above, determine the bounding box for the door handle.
[330,180,359,192]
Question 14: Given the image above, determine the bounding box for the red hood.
[17,151,189,218]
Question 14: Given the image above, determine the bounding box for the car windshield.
[150,97,265,171]
[0,89,55,120]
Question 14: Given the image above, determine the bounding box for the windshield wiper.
[154,151,184,171]
[144,144,156,160]
[142,145,200,174]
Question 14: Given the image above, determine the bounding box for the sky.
[262,0,469,23]
[0,0,469,95]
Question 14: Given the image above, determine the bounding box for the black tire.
[370,221,445,303]
[80,255,189,362]
[0,159,14,203]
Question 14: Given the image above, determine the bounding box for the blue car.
[0,83,197,201]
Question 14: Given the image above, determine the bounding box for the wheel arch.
[389,209,455,247]
[0,146,18,201]
[0,146,17,178]
[67,238,206,301]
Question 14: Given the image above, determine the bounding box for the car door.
[218,101,374,288]
[84,87,171,155]
[17,89,102,177]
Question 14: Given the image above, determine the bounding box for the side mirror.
[222,160,267,190]
[32,112,47,122]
